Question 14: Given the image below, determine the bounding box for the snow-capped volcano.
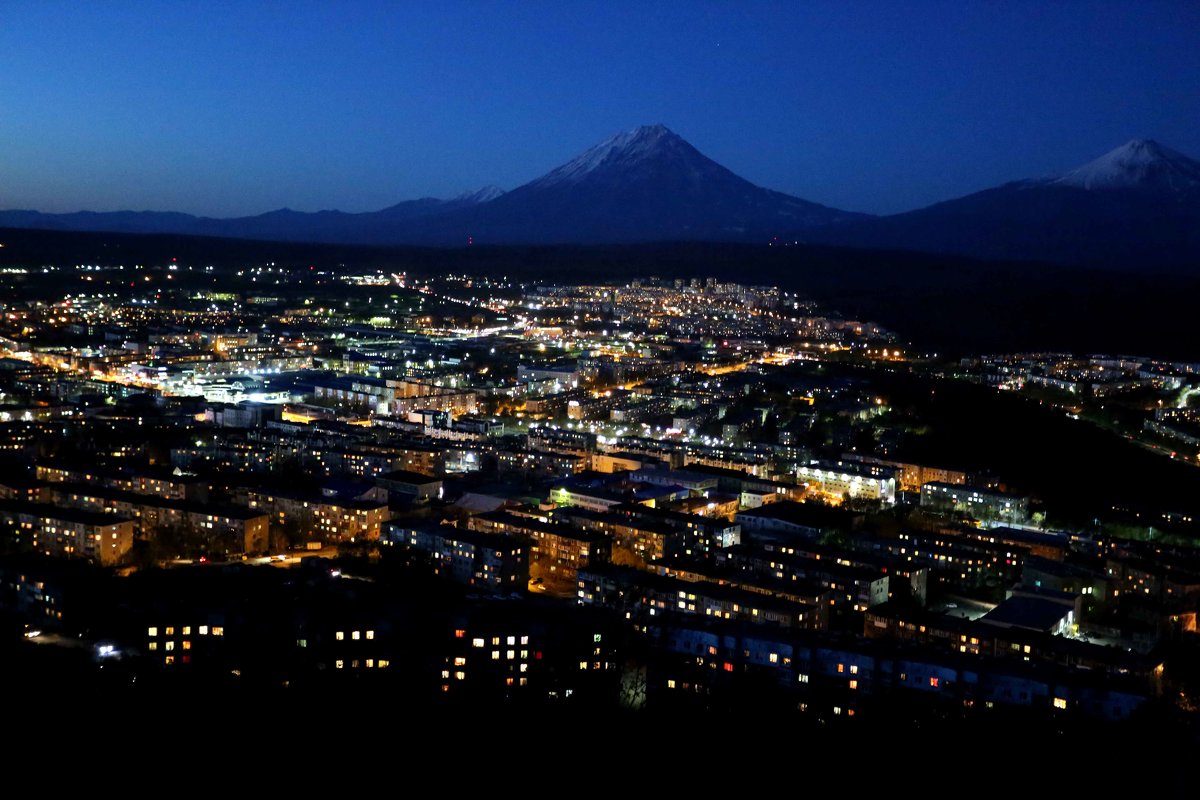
[0,124,861,245]
[527,124,694,188]
[809,138,1200,270]
[1049,139,1200,193]
[435,123,863,243]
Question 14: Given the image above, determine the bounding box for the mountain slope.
[0,187,506,244]
[393,124,863,244]
[0,125,859,246]
[811,139,1200,270]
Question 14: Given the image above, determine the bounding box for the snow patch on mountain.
[453,185,506,204]
[528,124,684,188]
[1049,139,1200,192]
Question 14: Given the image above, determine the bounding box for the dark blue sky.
[3,1,1198,216]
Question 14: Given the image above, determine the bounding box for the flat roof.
[980,595,1072,632]
[41,483,267,521]
[475,511,607,543]
[377,469,442,485]
[737,500,858,529]
[0,499,133,527]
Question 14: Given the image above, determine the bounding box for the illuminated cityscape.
[2,254,1199,731]
[2,4,1198,753]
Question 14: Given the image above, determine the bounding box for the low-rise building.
[468,510,611,581]
[921,482,1030,524]
[376,469,444,503]
[0,500,134,565]
[40,483,269,555]
[240,488,391,542]
[383,523,528,590]
[796,460,897,504]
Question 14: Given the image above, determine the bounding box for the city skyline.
[3,1,1199,216]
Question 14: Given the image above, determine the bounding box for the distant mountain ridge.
[0,124,862,247]
[808,138,1200,270]
[2,130,1199,270]
[0,186,506,243]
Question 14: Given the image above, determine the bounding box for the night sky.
[3,1,1198,217]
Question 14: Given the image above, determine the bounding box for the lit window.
[930,677,939,688]
[520,636,529,645]
[165,641,175,652]
[798,674,809,683]
[336,631,345,641]
[212,627,223,637]
[147,627,157,637]
[454,629,465,638]
[667,679,676,689]
[1053,697,1067,710]
[336,660,344,669]
[199,626,208,636]
[506,650,515,660]
[453,657,466,666]
[148,642,158,651]
[165,627,174,636]
[520,663,528,673]
[182,626,191,635]
[455,671,466,680]
[849,680,858,690]
[580,661,588,670]
[182,640,191,650]
[472,638,485,648]
[352,631,361,641]
[837,663,844,673]
[492,651,500,660]
[366,630,375,640]
[492,637,500,646]
[507,636,515,646]
[769,653,778,664]
[850,665,858,675]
